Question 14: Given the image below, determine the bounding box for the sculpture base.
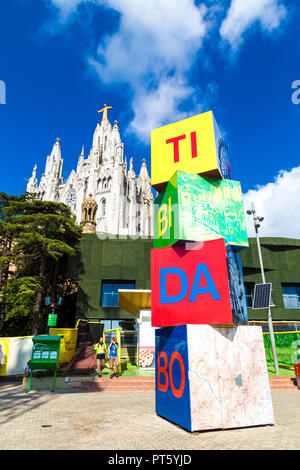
[82,222,96,234]
[155,324,275,432]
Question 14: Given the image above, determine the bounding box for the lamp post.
[247,201,280,375]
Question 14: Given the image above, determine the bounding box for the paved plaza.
[0,382,300,450]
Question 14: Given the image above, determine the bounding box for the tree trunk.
[32,257,46,335]
[0,301,6,337]
[0,236,12,336]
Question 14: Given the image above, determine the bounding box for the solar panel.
[252,283,272,309]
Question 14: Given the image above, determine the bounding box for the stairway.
[69,375,299,392]
[64,345,299,392]
[269,375,298,390]
[70,375,155,392]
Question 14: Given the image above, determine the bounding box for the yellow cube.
[151,110,231,192]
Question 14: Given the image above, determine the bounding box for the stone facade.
[26,115,154,237]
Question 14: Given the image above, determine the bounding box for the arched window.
[101,199,106,217]
[104,136,107,151]
[65,190,77,211]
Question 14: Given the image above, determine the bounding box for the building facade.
[239,237,300,322]
[25,111,300,328]
[26,110,154,237]
[66,236,300,330]
[66,235,153,331]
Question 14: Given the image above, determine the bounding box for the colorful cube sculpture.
[151,111,231,192]
[153,171,248,250]
[151,110,272,434]
[155,324,275,432]
[151,239,241,327]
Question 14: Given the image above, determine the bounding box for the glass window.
[101,281,135,307]
[102,319,136,331]
[101,199,106,217]
[244,283,254,308]
[282,284,300,309]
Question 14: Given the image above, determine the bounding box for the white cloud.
[220,0,287,50]
[128,76,201,139]
[49,0,90,21]
[243,166,300,239]
[45,0,289,141]
[86,0,209,141]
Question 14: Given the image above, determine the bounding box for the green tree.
[0,194,82,335]
[1,277,42,336]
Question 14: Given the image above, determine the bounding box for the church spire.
[26,164,38,194]
[43,137,64,184]
[137,159,152,201]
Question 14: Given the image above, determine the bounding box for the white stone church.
[26,106,154,237]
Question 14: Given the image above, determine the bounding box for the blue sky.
[0,0,300,236]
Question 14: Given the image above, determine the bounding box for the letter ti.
[166,135,186,162]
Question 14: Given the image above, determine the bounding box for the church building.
[26,105,154,237]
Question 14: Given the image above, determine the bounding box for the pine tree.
[0,194,82,335]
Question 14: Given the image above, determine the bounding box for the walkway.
[0,383,299,450]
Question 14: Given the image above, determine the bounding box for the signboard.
[154,171,248,250]
[151,110,231,192]
[47,313,57,327]
[139,347,155,369]
[151,239,233,327]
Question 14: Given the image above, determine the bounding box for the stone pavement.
[0,383,300,450]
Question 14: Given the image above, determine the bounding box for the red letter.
[190,131,198,159]
[166,135,186,163]
[169,351,185,398]
[157,351,169,392]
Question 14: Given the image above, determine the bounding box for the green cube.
[153,171,248,249]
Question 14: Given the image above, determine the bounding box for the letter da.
[189,263,221,302]
[160,267,188,304]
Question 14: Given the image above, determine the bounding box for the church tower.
[36,137,63,202]
[26,106,153,238]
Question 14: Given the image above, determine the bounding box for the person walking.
[94,337,107,377]
[108,336,119,378]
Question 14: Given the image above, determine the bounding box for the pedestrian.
[94,337,107,377]
[108,336,119,378]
